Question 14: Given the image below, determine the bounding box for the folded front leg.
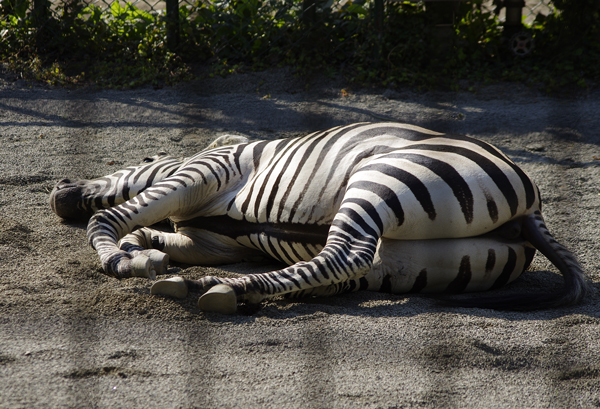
[87,177,204,279]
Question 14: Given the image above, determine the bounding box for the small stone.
[526,143,545,152]
[382,89,400,100]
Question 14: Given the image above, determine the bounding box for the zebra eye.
[142,157,154,163]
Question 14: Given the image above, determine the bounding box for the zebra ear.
[140,152,170,164]
[205,134,250,150]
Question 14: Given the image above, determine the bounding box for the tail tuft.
[446,212,588,311]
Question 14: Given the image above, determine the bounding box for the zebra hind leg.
[284,279,367,300]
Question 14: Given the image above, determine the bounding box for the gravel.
[1,70,599,408]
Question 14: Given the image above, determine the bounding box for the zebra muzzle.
[49,179,95,220]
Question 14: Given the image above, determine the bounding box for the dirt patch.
[1,71,600,408]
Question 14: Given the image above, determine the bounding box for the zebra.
[49,122,588,314]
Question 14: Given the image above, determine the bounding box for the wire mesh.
[0,0,557,67]
[481,0,555,24]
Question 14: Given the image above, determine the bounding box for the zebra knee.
[120,229,165,252]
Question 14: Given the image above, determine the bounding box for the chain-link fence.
[1,0,568,87]
[1,0,556,53]
[24,0,553,20]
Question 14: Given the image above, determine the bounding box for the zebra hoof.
[146,250,169,276]
[150,277,188,299]
[198,284,237,315]
[130,255,156,280]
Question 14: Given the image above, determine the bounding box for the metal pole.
[374,0,384,33]
[33,0,50,51]
[166,0,180,52]
[302,0,316,26]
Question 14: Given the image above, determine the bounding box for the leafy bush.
[0,0,598,90]
[1,0,192,87]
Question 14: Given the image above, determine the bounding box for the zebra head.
[50,153,183,220]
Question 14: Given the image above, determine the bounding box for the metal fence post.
[302,0,316,26]
[166,0,180,51]
[32,0,50,51]
[374,0,384,33]
[32,0,50,26]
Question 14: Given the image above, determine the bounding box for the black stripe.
[332,207,379,242]
[177,166,208,184]
[273,238,295,265]
[380,275,393,293]
[523,246,536,271]
[444,133,537,209]
[387,152,473,224]
[490,247,517,290]
[166,177,188,188]
[121,167,137,201]
[485,192,499,223]
[445,256,472,293]
[250,233,271,256]
[358,162,436,220]
[299,124,380,221]
[266,237,286,263]
[348,124,440,142]
[251,141,269,172]
[346,180,404,227]
[268,135,323,222]
[409,269,428,293]
[232,143,245,175]
[405,144,520,217]
[347,279,357,293]
[253,137,307,220]
[340,197,384,235]
[177,216,329,246]
[196,161,221,191]
[287,242,307,262]
[323,255,341,281]
[110,206,129,224]
[277,270,302,290]
[303,263,321,285]
[133,160,178,187]
[240,141,270,214]
[207,156,230,185]
[358,277,370,291]
[485,248,496,273]
[149,182,177,192]
[313,258,329,280]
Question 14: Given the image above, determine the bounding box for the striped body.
[50,123,587,311]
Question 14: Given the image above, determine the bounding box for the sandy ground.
[1,69,600,408]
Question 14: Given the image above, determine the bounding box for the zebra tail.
[444,212,589,311]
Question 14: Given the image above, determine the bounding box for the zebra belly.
[175,216,328,265]
[367,236,536,294]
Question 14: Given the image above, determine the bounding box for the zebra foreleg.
[121,227,263,266]
[87,181,205,280]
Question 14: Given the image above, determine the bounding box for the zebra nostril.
[57,178,72,187]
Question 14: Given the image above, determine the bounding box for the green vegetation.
[0,0,598,90]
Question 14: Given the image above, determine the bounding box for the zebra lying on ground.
[50,122,588,314]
